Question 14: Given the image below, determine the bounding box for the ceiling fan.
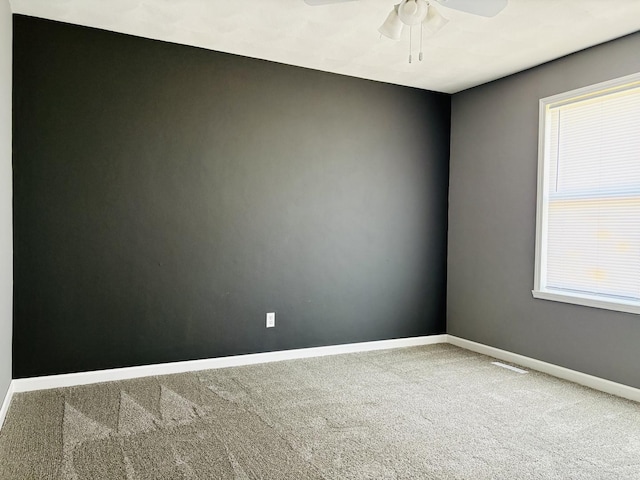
[304,0,508,63]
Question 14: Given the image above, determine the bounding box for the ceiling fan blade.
[432,0,508,17]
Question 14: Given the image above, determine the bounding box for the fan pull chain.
[409,25,413,63]
[419,23,424,61]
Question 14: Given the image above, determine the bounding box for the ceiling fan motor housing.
[398,0,429,26]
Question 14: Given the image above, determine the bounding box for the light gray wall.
[448,32,640,389]
[0,0,13,403]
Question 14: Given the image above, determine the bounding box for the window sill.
[532,289,640,315]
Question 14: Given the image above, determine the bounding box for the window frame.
[532,72,640,315]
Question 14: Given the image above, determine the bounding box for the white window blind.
[534,74,640,314]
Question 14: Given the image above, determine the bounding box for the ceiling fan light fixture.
[423,4,449,33]
[378,5,404,40]
[397,0,429,26]
[376,0,508,63]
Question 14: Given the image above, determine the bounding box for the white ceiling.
[9,0,640,93]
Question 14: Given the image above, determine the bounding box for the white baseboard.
[447,335,640,403]
[0,380,14,429]
[8,333,638,407]
[12,335,448,393]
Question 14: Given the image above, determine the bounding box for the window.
[533,73,640,315]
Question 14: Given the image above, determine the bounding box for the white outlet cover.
[266,312,276,328]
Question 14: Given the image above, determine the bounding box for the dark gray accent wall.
[13,16,450,378]
[448,32,640,388]
[0,1,13,402]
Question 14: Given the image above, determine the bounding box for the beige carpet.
[0,344,639,479]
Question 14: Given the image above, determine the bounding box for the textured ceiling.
[9,0,640,93]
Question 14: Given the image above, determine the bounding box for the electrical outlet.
[266,312,276,328]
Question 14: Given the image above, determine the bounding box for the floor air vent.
[491,361,528,374]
